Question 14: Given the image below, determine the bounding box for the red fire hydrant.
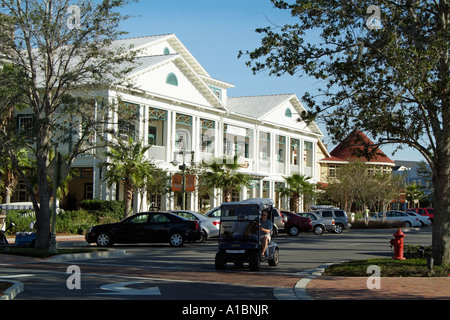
[390,229,406,260]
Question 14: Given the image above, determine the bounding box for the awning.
[0,202,35,210]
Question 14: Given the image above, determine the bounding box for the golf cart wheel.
[287,226,300,236]
[96,232,113,247]
[314,225,324,235]
[249,251,260,271]
[268,248,279,266]
[215,251,227,270]
[169,233,185,247]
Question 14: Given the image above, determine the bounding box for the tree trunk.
[223,189,232,202]
[124,179,133,218]
[432,149,450,266]
[34,147,51,249]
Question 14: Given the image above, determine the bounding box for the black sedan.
[85,212,202,247]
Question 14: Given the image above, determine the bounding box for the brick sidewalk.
[307,276,450,300]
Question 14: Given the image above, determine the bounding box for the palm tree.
[280,174,315,212]
[100,137,154,218]
[405,183,425,209]
[203,157,251,202]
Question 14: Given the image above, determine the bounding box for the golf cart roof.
[0,202,35,210]
[221,198,274,210]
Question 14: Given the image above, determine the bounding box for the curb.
[294,264,334,300]
[0,280,24,300]
[274,263,336,300]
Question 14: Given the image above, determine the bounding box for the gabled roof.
[227,94,323,136]
[122,53,228,112]
[320,130,395,165]
[117,34,211,78]
[227,94,295,119]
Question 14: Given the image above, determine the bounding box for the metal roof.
[227,94,295,119]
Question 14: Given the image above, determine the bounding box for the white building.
[14,34,328,212]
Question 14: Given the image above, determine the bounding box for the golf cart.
[214,198,279,271]
[0,202,37,247]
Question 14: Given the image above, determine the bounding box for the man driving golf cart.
[214,198,279,271]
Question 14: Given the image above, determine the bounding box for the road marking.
[0,274,33,279]
[96,281,161,296]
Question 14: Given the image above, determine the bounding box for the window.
[17,114,34,136]
[148,126,157,145]
[285,108,292,117]
[166,73,178,86]
[276,135,285,163]
[151,214,171,223]
[130,214,149,224]
[163,47,170,55]
[209,86,222,100]
[329,165,339,178]
[290,138,299,165]
[259,132,270,160]
[118,102,139,139]
[84,183,93,200]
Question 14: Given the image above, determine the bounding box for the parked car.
[281,211,313,236]
[297,212,336,235]
[205,206,221,218]
[311,208,351,233]
[407,208,434,222]
[85,211,202,247]
[405,211,432,227]
[170,210,219,240]
[272,208,285,235]
[370,210,422,228]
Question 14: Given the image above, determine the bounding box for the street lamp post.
[171,137,194,210]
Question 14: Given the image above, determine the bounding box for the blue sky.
[118,0,424,162]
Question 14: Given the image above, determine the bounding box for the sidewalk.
[305,275,450,300]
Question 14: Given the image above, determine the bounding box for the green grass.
[0,247,106,259]
[323,258,450,277]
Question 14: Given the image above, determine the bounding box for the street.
[0,228,432,300]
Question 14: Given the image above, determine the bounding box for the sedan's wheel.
[287,226,299,236]
[404,221,412,228]
[200,230,207,242]
[169,233,184,247]
[96,232,113,247]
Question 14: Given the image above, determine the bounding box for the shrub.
[55,210,99,234]
[351,219,406,229]
[79,199,124,221]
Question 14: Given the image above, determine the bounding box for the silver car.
[297,212,336,235]
[169,210,219,241]
[405,211,432,227]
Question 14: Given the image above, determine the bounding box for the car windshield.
[219,204,260,242]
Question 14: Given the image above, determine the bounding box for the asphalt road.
[1,227,432,301]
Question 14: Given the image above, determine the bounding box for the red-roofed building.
[319,130,395,184]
